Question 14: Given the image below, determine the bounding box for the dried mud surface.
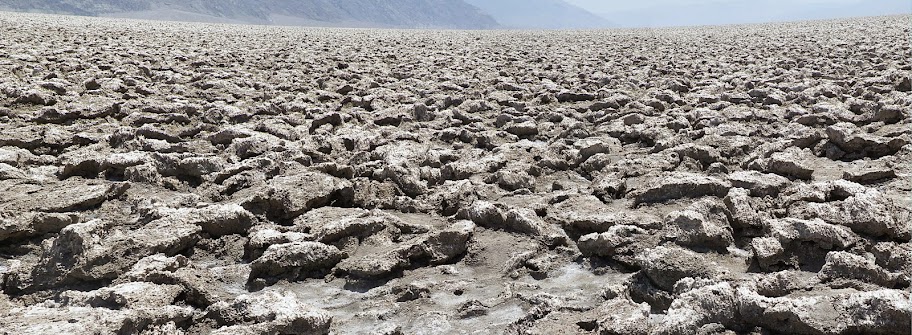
[1,12,910,335]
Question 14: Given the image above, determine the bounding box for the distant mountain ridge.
[464,0,613,29]
[0,0,499,29]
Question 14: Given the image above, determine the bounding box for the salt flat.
[0,12,909,334]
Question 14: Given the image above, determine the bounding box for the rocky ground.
[0,12,910,335]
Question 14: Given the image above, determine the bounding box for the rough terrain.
[0,12,910,335]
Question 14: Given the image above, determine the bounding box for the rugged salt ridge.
[0,12,910,335]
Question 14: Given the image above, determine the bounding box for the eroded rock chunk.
[666,199,733,250]
[818,251,908,288]
[767,218,858,250]
[872,242,912,277]
[143,204,256,239]
[26,218,200,289]
[752,147,815,180]
[504,121,539,136]
[753,217,858,270]
[789,188,910,240]
[248,241,344,282]
[206,290,332,335]
[305,210,386,244]
[60,282,184,308]
[1,304,194,335]
[826,122,908,158]
[591,297,651,335]
[0,162,27,180]
[754,270,814,297]
[637,246,719,291]
[654,282,737,335]
[843,165,897,184]
[0,212,79,242]
[458,202,568,246]
[243,171,353,220]
[727,170,790,197]
[336,221,474,279]
[577,225,647,259]
[630,172,731,205]
[335,243,412,279]
[416,220,475,264]
[723,187,768,229]
[738,287,911,335]
[554,199,654,240]
[0,179,129,213]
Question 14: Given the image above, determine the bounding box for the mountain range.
[464,0,612,29]
[0,0,612,29]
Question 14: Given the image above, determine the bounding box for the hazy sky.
[563,0,911,27]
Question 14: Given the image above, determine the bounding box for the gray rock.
[0,212,79,242]
[244,171,353,220]
[119,254,191,282]
[378,165,428,197]
[156,204,255,237]
[789,189,910,240]
[577,225,646,257]
[60,282,183,308]
[456,201,507,228]
[827,122,908,158]
[0,180,129,213]
[654,282,737,335]
[1,304,194,335]
[337,221,473,279]
[721,92,751,104]
[727,170,790,197]
[592,297,651,335]
[494,170,534,191]
[766,218,858,250]
[335,244,411,279]
[666,199,733,250]
[637,246,719,291]
[871,242,912,278]
[753,147,815,180]
[0,162,28,180]
[723,187,767,229]
[416,220,475,264]
[206,290,332,335]
[504,208,569,247]
[177,156,226,178]
[15,89,57,106]
[671,143,722,166]
[556,91,596,102]
[630,172,732,205]
[458,201,566,245]
[547,195,661,235]
[575,138,613,163]
[818,251,908,288]
[843,166,896,184]
[504,121,539,136]
[738,287,911,335]
[33,218,199,287]
[622,113,645,125]
[248,241,343,281]
[755,270,813,297]
[751,237,786,270]
[300,208,384,244]
[591,172,627,200]
[208,127,254,145]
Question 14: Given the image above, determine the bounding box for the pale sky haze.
[562,0,911,27]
